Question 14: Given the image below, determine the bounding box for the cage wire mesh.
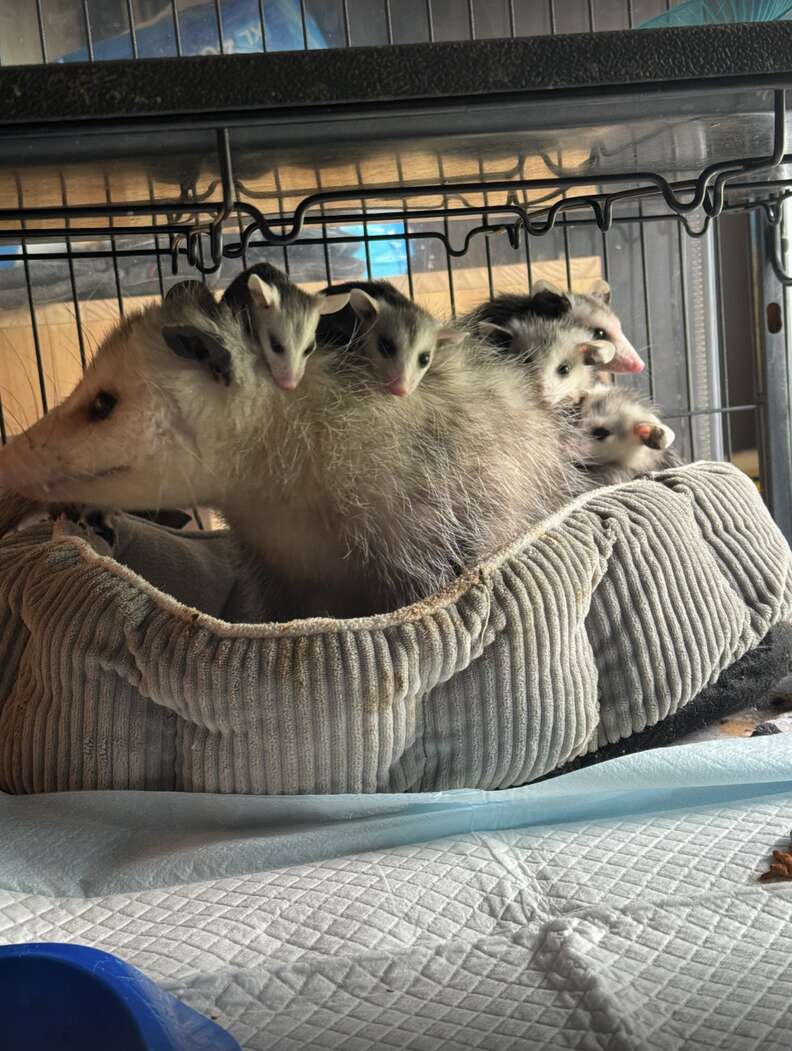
[0,0,775,510]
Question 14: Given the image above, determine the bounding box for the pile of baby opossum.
[0,264,679,620]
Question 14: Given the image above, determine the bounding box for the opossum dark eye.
[270,337,285,355]
[88,390,117,422]
[418,352,431,368]
[556,362,572,376]
[591,427,611,441]
[593,328,607,341]
[304,340,317,358]
[378,337,397,359]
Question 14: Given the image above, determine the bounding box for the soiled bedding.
[2,735,792,1050]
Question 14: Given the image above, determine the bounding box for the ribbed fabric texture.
[0,462,790,795]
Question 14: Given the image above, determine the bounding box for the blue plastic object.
[57,0,326,62]
[640,0,792,27]
[0,943,240,1051]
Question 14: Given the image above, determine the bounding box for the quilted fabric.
[1,736,792,1050]
[0,462,790,795]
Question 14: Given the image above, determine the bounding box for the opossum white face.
[570,385,675,472]
[348,289,463,396]
[533,279,645,375]
[247,275,348,392]
[0,295,255,510]
[479,316,615,407]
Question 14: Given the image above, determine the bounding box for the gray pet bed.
[0,462,790,795]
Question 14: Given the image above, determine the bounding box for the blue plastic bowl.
[0,943,240,1050]
[639,0,792,27]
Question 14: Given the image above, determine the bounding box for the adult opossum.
[0,282,581,620]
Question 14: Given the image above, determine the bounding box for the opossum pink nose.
[276,377,298,391]
[606,352,645,375]
[388,383,409,397]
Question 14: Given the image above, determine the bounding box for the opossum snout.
[0,434,50,498]
[388,381,409,397]
[275,376,299,392]
[609,339,645,374]
[619,353,645,374]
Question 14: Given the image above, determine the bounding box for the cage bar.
[0,15,790,529]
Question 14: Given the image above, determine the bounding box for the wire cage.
[1,1,792,540]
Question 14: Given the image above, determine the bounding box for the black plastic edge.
[2,22,792,130]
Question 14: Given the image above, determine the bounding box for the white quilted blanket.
[3,735,792,1050]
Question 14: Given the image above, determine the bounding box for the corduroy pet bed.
[0,461,790,795]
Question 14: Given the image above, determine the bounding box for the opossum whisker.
[0,334,40,426]
[0,384,33,431]
[55,333,85,373]
[80,326,101,365]
[0,401,30,438]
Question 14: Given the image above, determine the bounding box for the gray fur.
[0,289,582,620]
[317,280,460,397]
[224,263,317,329]
[564,384,680,487]
[465,280,645,376]
[223,263,346,391]
[473,309,612,407]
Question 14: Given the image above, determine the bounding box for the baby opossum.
[466,279,645,378]
[536,278,645,375]
[562,384,678,486]
[470,291,616,407]
[316,280,464,396]
[223,262,348,391]
[0,281,580,620]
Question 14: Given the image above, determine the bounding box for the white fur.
[565,384,677,486]
[486,316,616,408]
[347,291,465,397]
[533,278,644,375]
[0,299,580,619]
[247,276,348,392]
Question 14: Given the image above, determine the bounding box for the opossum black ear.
[348,288,379,320]
[435,328,465,355]
[317,292,350,315]
[589,279,612,305]
[164,280,219,318]
[477,321,512,349]
[248,274,280,310]
[162,325,233,386]
[530,289,571,318]
[532,278,563,296]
